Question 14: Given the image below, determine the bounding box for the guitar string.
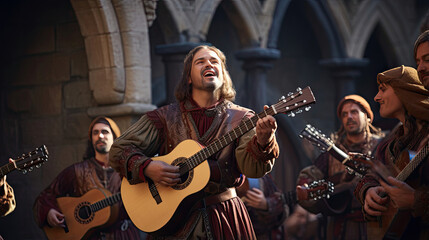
[149,96,307,189]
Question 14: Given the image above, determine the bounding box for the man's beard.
[94,140,109,154]
[345,120,366,136]
[95,145,109,154]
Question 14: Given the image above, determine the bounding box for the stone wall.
[0,1,91,238]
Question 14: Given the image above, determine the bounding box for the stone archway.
[70,0,156,125]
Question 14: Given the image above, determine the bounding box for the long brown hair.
[174,45,236,102]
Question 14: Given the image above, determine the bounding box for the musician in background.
[236,174,288,239]
[33,116,141,239]
[109,45,279,239]
[297,94,384,239]
[415,29,429,90]
[354,66,429,239]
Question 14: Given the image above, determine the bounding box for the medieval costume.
[33,117,141,240]
[354,66,429,240]
[110,99,279,239]
[238,174,288,240]
[297,95,384,240]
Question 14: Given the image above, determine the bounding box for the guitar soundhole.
[74,201,94,224]
[171,157,194,190]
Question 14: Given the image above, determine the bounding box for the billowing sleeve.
[33,165,76,227]
[234,111,279,178]
[0,180,16,217]
[235,128,279,178]
[109,114,162,184]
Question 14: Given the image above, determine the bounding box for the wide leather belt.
[204,188,237,206]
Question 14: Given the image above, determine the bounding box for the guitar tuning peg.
[296,110,303,114]
[279,96,286,101]
[22,169,28,174]
[305,106,311,111]
[288,112,296,117]
[287,92,293,96]
[296,87,302,92]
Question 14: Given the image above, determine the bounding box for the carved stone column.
[319,58,369,126]
[155,42,201,105]
[235,47,280,111]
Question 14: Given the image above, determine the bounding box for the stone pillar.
[155,42,201,105]
[319,58,369,126]
[235,47,280,111]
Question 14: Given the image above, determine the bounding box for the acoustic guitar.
[43,188,122,240]
[302,124,429,239]
[121,86,316,234]
[366,143,429,240]
[0,145,49,178]
[299,124,374,215]
[300,124,372,177]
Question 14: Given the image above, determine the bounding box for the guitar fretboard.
[0,162,16,178]
[181,108,274,172]
[90,192,122,212]
[396,143,429,182]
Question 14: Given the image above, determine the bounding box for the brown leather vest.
[74,159,122,196]
[153,100,252,195]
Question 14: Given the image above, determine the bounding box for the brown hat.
[88,116,121,140]
[337,94,374,123]
[377,65,429,121]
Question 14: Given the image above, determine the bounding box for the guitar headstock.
[12,145,49,174]
[304,179,334,201]
[299,124,333,151]
[271,87,316,117]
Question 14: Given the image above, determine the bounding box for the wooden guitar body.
[121,87,316,235]
[43,188,117,240]
[121,139,210,234]
[367,207,411,240]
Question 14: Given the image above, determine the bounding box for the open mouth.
[203,69,217,77]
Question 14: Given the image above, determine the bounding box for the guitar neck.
[0,162,16,178]
[90,192,122,213]
[396,144,429,182]
[182,109,273,173]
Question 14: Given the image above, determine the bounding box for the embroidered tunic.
[297,133,382,240]
[110,99,279,239]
